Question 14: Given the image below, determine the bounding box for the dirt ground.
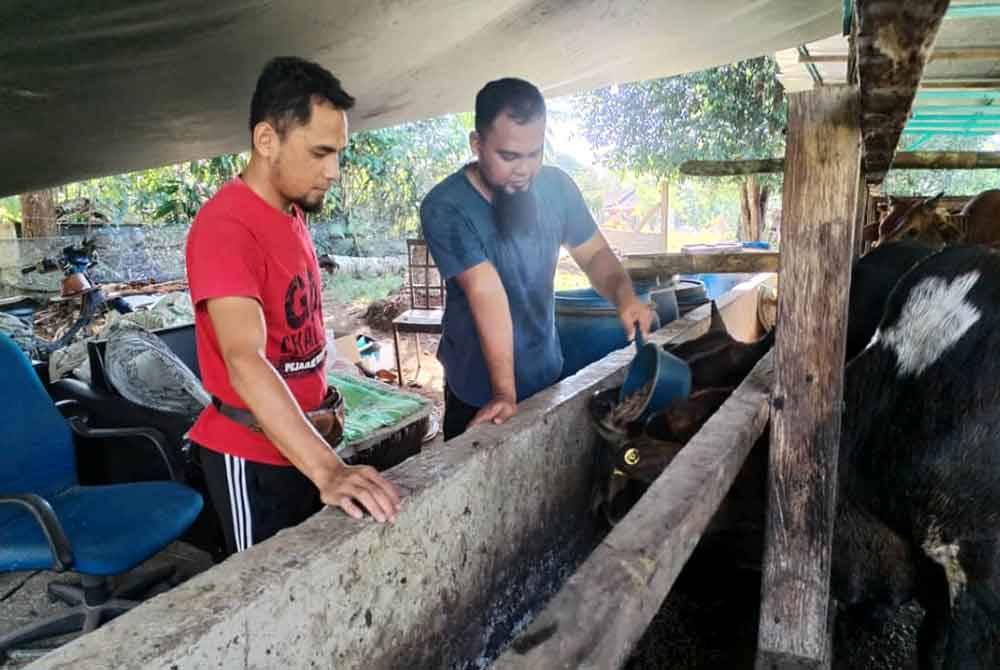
[323,294,445,428]
[625,534,922,670]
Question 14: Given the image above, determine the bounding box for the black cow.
[590,302,773,525]
[836,245,1000,668]
[666,301,775,390]
[661,247,1000,668]
[596,246,1000,668]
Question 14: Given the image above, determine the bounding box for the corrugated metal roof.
[777,1,1000,144]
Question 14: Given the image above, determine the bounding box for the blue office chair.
[0,332,203,657]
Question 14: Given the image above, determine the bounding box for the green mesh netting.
[328,373,429,445]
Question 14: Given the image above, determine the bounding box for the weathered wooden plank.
[854,175,868,260]
[493,351,774,670]
[679,158,785,176]
[891,151,1000,170]
[856,0,951,182]
[755,87,861,670]
[680,151,1000,177]
[863,186,878,256]
[624,251,779,279]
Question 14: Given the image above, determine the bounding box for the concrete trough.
[27,275,773,670]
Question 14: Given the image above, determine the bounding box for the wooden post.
[755,87,861,670]
[660,179,670,251]
[18,189,57,238]
[679,151,1000,177]
[853,175,868,260]
[864,187,878,256]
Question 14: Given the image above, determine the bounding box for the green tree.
[41,114,470,257]
[885,133,1000,196]
[328,114,469,240]
[574,57,787,240]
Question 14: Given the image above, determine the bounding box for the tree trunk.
[739,180,752,241]
[18,189,57,238]
[756,184,770,242]
[738,176,769,241]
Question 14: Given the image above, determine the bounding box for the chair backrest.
[88,323,200,392]
[406,239,445,310]
[0,332,76,502]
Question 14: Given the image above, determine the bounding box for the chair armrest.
[0,493,74,571]
[58,406,180,482]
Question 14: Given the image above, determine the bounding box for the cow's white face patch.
[873,271,981,376]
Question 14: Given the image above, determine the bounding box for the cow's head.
[874,192,963,248]
[667,302,775,390]
[592,301,774,524]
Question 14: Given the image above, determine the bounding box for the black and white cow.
[845,239,937,362]
[595,244,1000,668]
[836,245,1000,668]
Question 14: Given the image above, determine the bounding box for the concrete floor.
[0,541,213,669]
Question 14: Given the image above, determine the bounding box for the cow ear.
[709,301,727,333]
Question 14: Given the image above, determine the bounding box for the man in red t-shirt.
[186,57,400,556]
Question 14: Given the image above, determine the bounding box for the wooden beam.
[680,151,1000,177]
[679,158,785,176]
[854,175,868,260]
[894,151,1000,169]
[624,251,779,279]
[856,0,951,183]
[756,86,860,670]
[494,349,774,670]
[864,185,879,255]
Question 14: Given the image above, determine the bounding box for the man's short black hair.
[474,78,546,136]
[249,57,355,139]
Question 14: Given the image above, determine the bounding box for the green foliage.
[327,115,469,238]
[574,57,786,178]
[671,178,743,233]
[569,57,786,233]
[51,115,468,247]
[58,153,247,226]
[0,196,20,226]
[321,272,403,307]
[885,133,1000,195]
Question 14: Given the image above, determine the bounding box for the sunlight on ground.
[322,273,404,308]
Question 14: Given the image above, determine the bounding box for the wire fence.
[0,225,189,297]
[0,222,407,298]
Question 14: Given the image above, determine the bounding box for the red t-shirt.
[185,178,327,465]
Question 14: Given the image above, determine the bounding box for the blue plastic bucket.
[632,280,680,328]
[555,288,658,379]
[674,278,709,316]
[619,332,692,422]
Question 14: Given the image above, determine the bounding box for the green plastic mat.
[328,373,429,445]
